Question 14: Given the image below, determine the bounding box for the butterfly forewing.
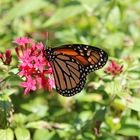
[45,44,108,97]
[54,44,108,73]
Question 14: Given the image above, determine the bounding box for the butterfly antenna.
[45,32,49,49]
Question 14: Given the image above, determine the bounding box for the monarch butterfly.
[44,44,108,97]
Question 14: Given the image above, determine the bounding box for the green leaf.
[127,80,140,89]
[13,113,27,126]
[26,121,50,129]
[111,98,126,111]
[0,96,13,129]
[106,116,121,131]
[33,129,57,140]
[105,80,123,96]
[124,118,140,126]
[0,128,14,140]
[125,96,140,112]
[0,0,48,25]
[9,68,19,75]
[117,124,140,136]
[92,108,106,124]
[26,121,70,130]
[2,88,18,96]
[44,5,85,27]
[78,0,103,12]
[103,32,125,49]
[75,93,103,102]
[15,127,30,140]
[21,99,48,117]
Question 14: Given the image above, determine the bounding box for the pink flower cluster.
[0,49,12,65]
[105,60,123,76]
[14,37,55,94]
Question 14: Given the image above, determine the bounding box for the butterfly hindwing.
[49,54,87,97]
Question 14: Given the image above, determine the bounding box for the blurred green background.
[1,0,140,140]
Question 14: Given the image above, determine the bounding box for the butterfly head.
[44,47,55,61]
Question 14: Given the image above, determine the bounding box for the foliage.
[0,0,140,139]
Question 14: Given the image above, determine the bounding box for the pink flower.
[21,77,36,94]
[0,49,12,65]
[13,37,33,45]
[105,60,123,76]
[14,37,55,94]
[47,78,55,91]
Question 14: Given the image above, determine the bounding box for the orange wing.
[54,44,108,73]
[44,44,108,97]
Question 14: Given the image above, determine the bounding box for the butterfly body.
[45,44,108,97]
